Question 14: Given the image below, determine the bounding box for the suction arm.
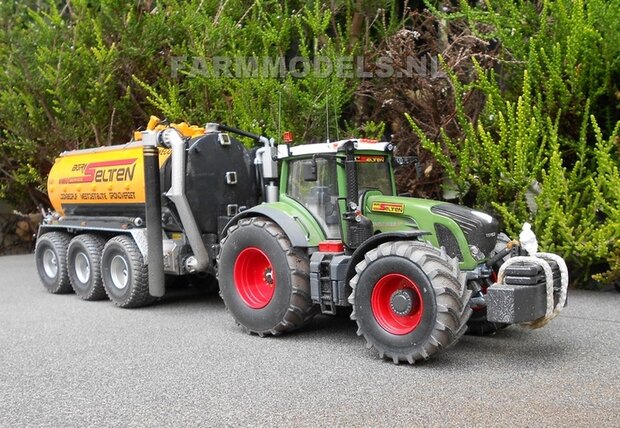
[162,128,211,273]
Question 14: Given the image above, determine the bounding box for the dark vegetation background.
[0,0,618,286]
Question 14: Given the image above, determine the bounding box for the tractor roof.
[277,139,393,158]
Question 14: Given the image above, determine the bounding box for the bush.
[1,0,618,285]
[408,0,620,285]
[0,0,377,208]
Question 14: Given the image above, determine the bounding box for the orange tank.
[47,142,172,217]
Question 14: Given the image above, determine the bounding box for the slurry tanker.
[35,117,568,363]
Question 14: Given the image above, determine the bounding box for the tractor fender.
[222,206,311,248]
[344,231,430,284]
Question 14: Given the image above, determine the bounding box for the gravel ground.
[1,253,619,427]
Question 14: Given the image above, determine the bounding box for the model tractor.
[35,118,568,363]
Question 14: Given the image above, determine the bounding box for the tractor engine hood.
[430,203,499,257]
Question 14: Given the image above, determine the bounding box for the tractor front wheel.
[218,217,315,336]
[349,240,471,364]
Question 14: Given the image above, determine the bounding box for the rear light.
[283,131,293,143]
[318,241,345,253]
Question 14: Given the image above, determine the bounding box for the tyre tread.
[102,235,154,308]
[35,232,72,294]
[349,240,471,364]
[218,217,315,335]
[68,234,107,301]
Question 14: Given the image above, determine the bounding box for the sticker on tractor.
[371,202,405,214]
[355,155,384,163]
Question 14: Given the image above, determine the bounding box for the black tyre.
[466,233,511,336]
[101,235,154,308]
[67,234,107,301]
[349,241,471,364]
[35,232,72,294]
[218,217,315,336]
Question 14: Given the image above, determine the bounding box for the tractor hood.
[363,194,499,268]
[429,203,499,257]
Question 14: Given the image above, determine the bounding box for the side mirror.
[393,156,417,167]
[393,155,422,178]
[302,159,317,182]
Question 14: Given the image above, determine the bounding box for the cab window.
[356,156,393,196]
[286,157,341,239]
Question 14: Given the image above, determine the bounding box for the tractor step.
[309,252,351,315]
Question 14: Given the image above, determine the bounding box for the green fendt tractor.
[214,126,569,363]
[36,122,568,364]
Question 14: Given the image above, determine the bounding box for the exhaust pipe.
[143,145,165,297]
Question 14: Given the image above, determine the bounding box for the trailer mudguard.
[222,205,316,247]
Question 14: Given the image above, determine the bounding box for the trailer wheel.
[101,235,153,308]
[349,241,471,364]
[67,234,107,301]
[35,232,72,294]
[218,217,315,336]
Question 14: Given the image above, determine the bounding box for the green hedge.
[411,0,620,284]
[0,0,374,205]
[1,0,618,285]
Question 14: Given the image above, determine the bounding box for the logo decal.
[371,202,404,214]
[355,155,384,163]
[59,159,137,184]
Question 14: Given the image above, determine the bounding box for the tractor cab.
[277,139,397,248]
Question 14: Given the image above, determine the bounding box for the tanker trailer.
[35,119,261,307]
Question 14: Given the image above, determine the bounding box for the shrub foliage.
[0,0,618,285]
[408,0,620,283]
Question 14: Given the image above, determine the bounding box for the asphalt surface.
[0,253,619,427]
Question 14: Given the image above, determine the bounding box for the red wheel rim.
[371,273,423,335]
[233,247,276,309]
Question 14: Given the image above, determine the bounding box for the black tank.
[161,132,259,234]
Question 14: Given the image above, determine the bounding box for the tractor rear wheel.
[35,232,72,294]
[349,240,471,364]
[101,235,154,308]
[67,234,107,301]
[218,217,315,336]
